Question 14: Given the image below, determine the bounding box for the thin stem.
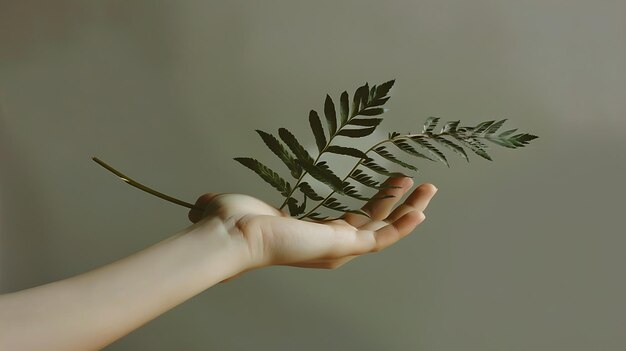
[92,157,204,211]
[278,106,367,210]
[297,137,396,220]
[297,131,451,220]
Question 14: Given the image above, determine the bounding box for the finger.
[386,183,438,223]
[371,210,425,252]
[188,192,220,223]
[342,176,413,227]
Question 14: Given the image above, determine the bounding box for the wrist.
[184,216,257,279]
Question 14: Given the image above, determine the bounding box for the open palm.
[188,177,437,274]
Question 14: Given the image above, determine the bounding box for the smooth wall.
[1,1,624,350]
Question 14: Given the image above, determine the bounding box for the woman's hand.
[188,177,437,276]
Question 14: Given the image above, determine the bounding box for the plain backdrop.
[1,1,625,350]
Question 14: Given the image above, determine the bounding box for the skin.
[0,177,437,350]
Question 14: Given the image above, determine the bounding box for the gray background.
[1,1,624,350]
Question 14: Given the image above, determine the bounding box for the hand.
[187,177,437,277]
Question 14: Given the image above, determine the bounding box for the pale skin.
[0,177,437,350]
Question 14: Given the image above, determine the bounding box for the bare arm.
[0,218,248,350]
[0,177,437,350]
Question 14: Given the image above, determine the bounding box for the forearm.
[0,217,248,351]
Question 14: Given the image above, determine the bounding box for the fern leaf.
[472,120,496,135]
[338,127,377,138]
[255,130,303,178]
[441,120,460,134]
[510,133,538,147]
[278,128,315,164]
[422,117,440,134]
[339,91,349,125]
[233,157,291,197]
[498,128,518,137]
[391,139,435,161]
[297,182,324,201]
[360,107,387,116]
[484,119,507,135]
[368,96,390,107]
[326,145,368,159]
[348,118,383,127]
[352,82,369,115]
[369,84,377,102]
[349,169,401,190]
[457,137,492,161]
[296,160,345,194]
[321,197,369,217]
[324,94,337,136]
[432,135,469,162]
[308,110,327,153]
[374,79,395,100]
[286,197,307,216]
[409,136,450,167]
[342,183,370,201]
[361,157,411,177]
[343,182,395,202]
[373,146,419,171]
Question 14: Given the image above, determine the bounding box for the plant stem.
[278,106,368,211]
[297,136,403,220]
[92,157,204,212]
[296,130,457,220]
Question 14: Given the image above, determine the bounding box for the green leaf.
[369,84,377,102]
[409,136,449,167]
[326,145,368,159]
[298,182,324,201]
[348,118,383,127]
[278,128,315,164]
[324,94,337,135]
[352,83,369,115]
[360,107,388,116]
[339,91,349,125]
[391,139,435,162]
[349,169,401,190]
[432,135,469,162]
[498,129,518,137]
[255,130,302,178]
[338,127,377,138]
[457,137,492,161]
[485,119,507,135]
[472,120,495,135]
[297,160,345,194]
[308,110,327,154]
[287,197,307,216]
[342,183,370,201]
[368,96,390,107]
[441,120,460,134]
[361,157,411,177]
[484,136,516,148]
[233,157,291,197]
[321,197,368,217]
[510,133,538,147]
[374,79,395,99]
[373,146,418,171]
[422,117,440,134]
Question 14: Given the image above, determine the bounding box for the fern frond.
[233,157,291,197]
[255,130,303,178]
[278,128,315,164]
[308,110,327,154]
[373,146,419,171]
[408,136,450,167]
